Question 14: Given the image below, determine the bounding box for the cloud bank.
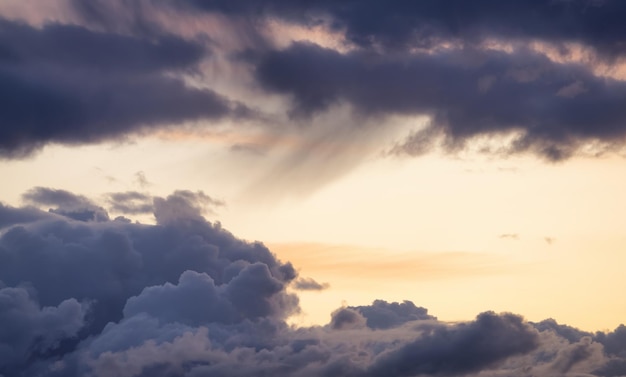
[1,188,626,376]
[0,15,247,158]
[1,0,625,163]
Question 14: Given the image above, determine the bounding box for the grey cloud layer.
[1,0,625,160]
[2,188,626,376]
[0,17,246,158]
[254,42,626,160]
[186,0,626,55]
[191,0,626,160]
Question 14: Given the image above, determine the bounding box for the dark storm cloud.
[175,0,626,161]
[0,189,297,376]
[254,42,626,160]
[4,0,624,162]
[3,187,626,376]
[186,0,626,56]
[0,286,87,372]
[596,325,626,357]
[0,18,203,73]
[0,203,52,230]
[365,312,538,377]
[0,17,248,158]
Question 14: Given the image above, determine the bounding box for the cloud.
[6,188,626,376]
[133,171,152,189]
[366,312,538,377]
[329,307,367,330]
[349,300,436,330]
[0,188,301,375]
[22,187,109,222]
[1,0,625,170]
[153,190,225,224]
[104,189,225,221]
[0,203,53,230]
[171,0,626,163]
[544,237,556,245]
[22,187,95,209]
[0,286,87,372]
[183,0,626,57]
[292,277,330,291]
[0,17,250,158]
[105,191,153,216]
[254,42,626,161]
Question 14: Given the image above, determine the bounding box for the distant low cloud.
[133,171,152,189]
[22,187,109,222]
[293,277,330,291]
[105,191,153,215]
[544,236,556,245]
[105,189,225,221]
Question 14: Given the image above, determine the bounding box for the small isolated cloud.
[133,171,152,188]
[293,277,330,291]
[499,233,520,240]
[544,236,556,245]
[230,142,267,156]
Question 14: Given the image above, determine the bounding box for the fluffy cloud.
[348,300,435,330]
[1,188,626,376]
[0,286,87,372]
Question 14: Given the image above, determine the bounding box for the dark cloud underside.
[187,0,626,56]
[0,18,245,158]
[254,43,626,160]
[1,0,625,160]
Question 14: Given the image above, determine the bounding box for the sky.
[2,1,626,376]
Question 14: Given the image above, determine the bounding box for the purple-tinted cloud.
[2,188,626,376]
[0,17,250,158]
